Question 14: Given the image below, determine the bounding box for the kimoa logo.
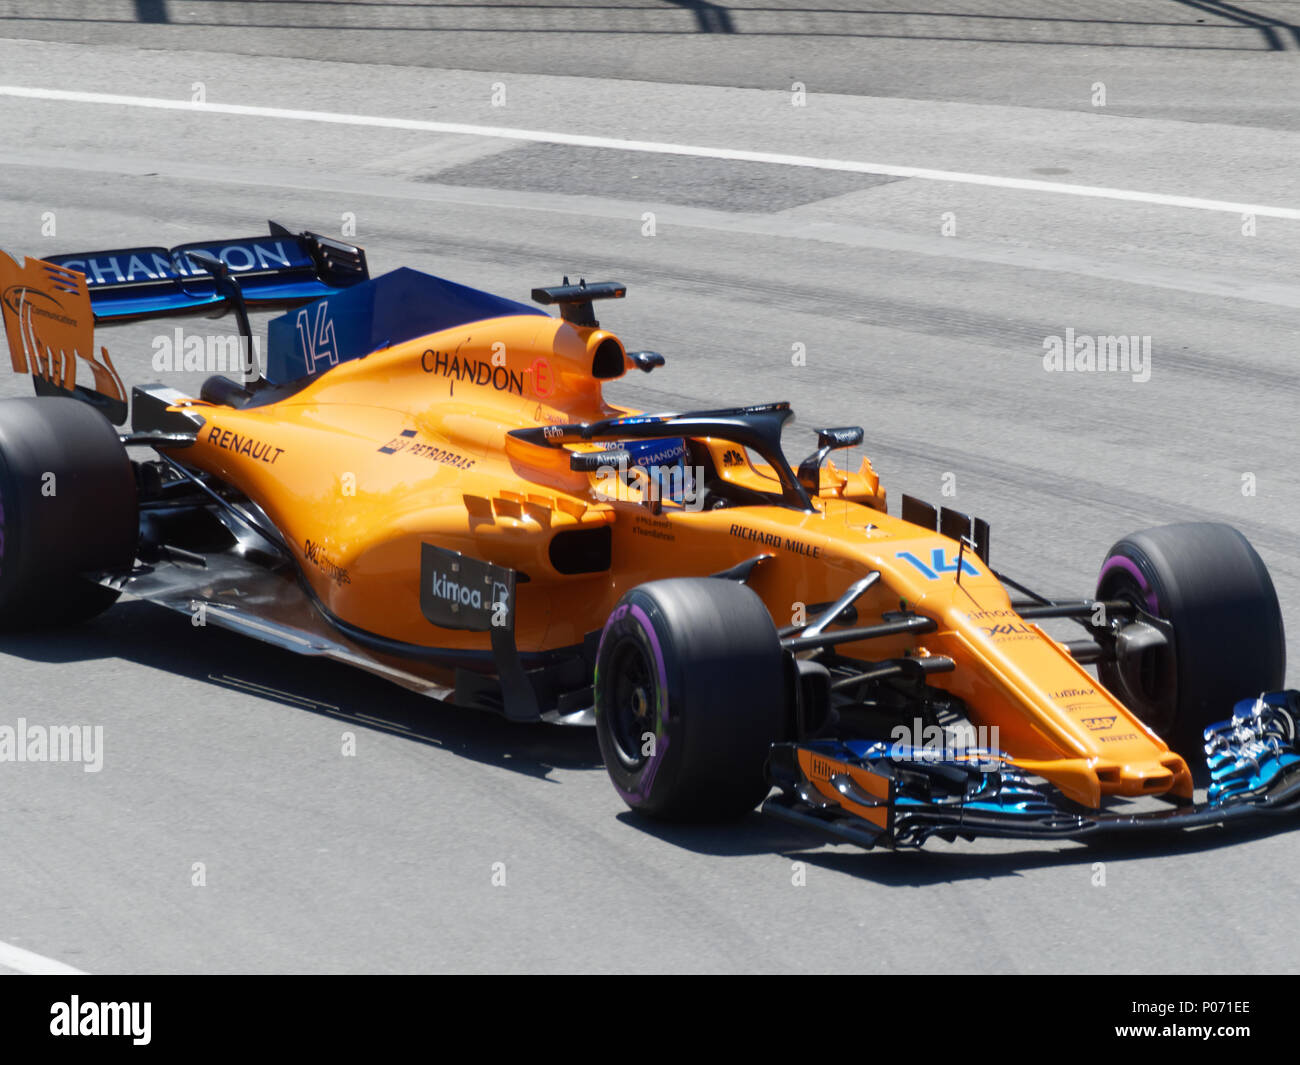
[429,568,512,628]
[430,568,487,608]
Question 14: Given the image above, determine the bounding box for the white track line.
[0,939,87,975]
[1,85,1297,221]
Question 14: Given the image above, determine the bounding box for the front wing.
[762,691,1300,848]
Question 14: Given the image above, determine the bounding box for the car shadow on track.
[8,600,1297,875]
[0,599,603,782]
[784,817,1300,885]
[618,801,1300,882]
[614,810,828,857]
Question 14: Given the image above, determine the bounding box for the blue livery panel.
[264,267,546,386]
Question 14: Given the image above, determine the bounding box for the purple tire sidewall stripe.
[600,601,673,805]
[1099,554,1159,614]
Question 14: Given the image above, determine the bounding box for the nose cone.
[1101,755,1194,800]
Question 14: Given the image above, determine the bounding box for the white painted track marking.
[0,938,87,975]
[0,85,1297,220]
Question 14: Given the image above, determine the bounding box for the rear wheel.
[595,578,786,821]
[0,397,138,629]
[1096,523,1285,773]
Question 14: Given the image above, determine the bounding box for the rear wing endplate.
[0,222,367,424]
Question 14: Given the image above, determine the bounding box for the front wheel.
[1096,522,1285,772]
[595,578,787,822]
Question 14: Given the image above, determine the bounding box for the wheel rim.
[607,636,657,770]
[1098,566,1177,736]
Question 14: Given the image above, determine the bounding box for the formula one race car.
[0,224,1296,849]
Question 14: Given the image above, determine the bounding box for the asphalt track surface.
[0,2,1299,974]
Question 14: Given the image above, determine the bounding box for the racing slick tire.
[595,577,786,822]
[1096,523,1285,775]
[0,397,138,629]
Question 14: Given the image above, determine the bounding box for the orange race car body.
[2,224,1297,850]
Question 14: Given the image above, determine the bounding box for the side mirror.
[797,426,864,495]
[570,448,631,473]
[626,350,665,374]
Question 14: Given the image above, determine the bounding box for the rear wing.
[45,221,367,322]
[0,222,367,424]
